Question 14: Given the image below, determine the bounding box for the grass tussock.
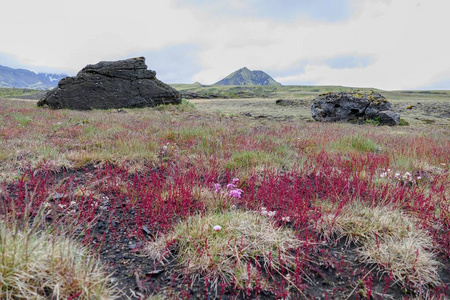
[318,202,441,289]
[147,210,307,292]
[0,220,119,299]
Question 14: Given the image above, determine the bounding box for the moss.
[398,118,410,126]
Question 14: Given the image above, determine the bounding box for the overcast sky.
[1,0,449,90]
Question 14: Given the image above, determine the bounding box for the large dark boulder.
[37,57,181,110]
[311,91,400,125]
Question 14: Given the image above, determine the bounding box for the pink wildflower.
[260,207,268,216]
[228,188,243,199]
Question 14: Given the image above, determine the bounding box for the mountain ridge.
[214,67,281,86]
[0,65,67,90]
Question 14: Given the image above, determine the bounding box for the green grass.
[12,114,32,126]
[0,88,43,99]
[224,147,293,172]
[331,136,379,153]
[225,150,268,170]
[155,98,196,112]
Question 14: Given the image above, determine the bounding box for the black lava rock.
[37,57,181,110]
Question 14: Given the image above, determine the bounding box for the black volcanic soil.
[92,208,449,300]
[4,167,450,299]
[74,169,449,299]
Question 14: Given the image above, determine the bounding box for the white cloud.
[189,0,450,89]
[1,0,200,73]
[1,0,450,89]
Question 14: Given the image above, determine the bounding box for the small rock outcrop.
[311,91,400,125]
[275,99,309,107]
[37,57,181,110]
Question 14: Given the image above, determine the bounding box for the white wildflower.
[282,216,291,222]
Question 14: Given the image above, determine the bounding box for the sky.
[1,0,450,90]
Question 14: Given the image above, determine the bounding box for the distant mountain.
[214,67,281,86]
[0,65,67,90]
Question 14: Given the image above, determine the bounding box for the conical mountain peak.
[214,67,281,86]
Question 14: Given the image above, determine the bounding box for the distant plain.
[173,84,450,125]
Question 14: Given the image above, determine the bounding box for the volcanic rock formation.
[311,91,400,125]
[37,57,181,110]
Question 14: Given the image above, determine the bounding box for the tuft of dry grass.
[146,210,308,292]
[318,202,441,289]
[0,220,120,299]
[359,234,440,289]
[146,293,169,300]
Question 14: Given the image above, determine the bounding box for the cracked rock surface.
[311,91,400,125]
[37,57,181,110]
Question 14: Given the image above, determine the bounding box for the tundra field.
[0,85,449,299]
